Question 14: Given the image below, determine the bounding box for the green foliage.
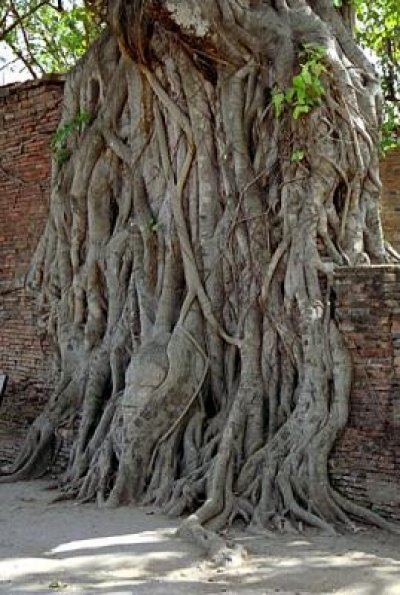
[331,0,399,152]
[291,148,305,162]
[272,44,327,120]
[381,103,400,154]
[354,0,399,152]
[271,90,285,119]
[0,1,102,76]
[355,0,399,92]
[52,110,92,163]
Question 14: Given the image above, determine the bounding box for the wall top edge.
[0,76,65,98]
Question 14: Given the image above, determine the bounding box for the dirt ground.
[0,480,399,594]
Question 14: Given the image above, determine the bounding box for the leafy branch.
[0,1,49,41]
[272,44,327,120]
[0,0,103,77]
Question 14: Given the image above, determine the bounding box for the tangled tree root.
[2,0,400,555]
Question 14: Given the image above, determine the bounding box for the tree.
[354,0,400,152]
[0,1,101,78]
[1,0,398,154]
[1,0,399,553]
[355,0,399,100]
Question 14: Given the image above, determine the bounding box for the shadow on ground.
[0,480,399,594]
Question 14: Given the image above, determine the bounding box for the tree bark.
[2,0,399,552]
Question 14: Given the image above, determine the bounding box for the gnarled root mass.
[2,0,399,552]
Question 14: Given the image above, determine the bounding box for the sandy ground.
[0,481,399,594]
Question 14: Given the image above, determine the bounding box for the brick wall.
[330,266,400,521]
[381,148,400,251]
[0,79,64,464]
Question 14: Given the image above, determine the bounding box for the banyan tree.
[2,0,399,552]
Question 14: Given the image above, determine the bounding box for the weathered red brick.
[0,79,63,452]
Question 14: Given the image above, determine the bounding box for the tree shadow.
[1,530,400,594]
[0,481,400,594]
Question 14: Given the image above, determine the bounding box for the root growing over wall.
[2,0,399,555]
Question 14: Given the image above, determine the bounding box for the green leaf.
[293,104,311,119]
[300,67,312,86]
[309,62,326,77]
[285,88,296,102]
[272,89,286,118]
[291,148,305,162]
[292,74,306,90]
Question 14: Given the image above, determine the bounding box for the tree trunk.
[2,0,398,549]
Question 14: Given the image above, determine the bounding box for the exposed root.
[2,0,399,555]
[177,516,246,567]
